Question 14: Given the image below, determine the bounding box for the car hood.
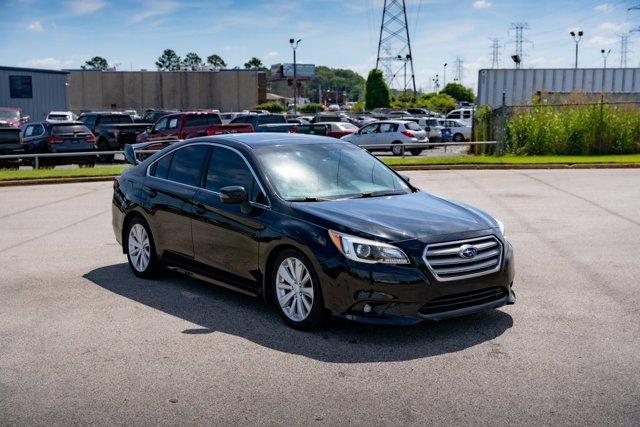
[291,191,497,243]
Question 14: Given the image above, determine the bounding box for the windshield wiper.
[350,190,408,199]
[287,196,332,202]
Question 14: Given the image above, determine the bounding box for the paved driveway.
[0,169,638,425]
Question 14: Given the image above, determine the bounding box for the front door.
[191,146,266,291]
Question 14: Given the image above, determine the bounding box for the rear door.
[375,122,399,146]
[143,144,209,260]
[191,146,266,291]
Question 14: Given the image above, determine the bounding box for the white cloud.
[18,57,72,69]
[473,0,492,9]
[129,1,180,24]
[598,21,628,32]
[26,20,43,32]
[64,0,106,15]
[595,3,613,13]
[585,35,617,47]
[265,51,279,60]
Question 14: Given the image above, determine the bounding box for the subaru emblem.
[459,244,478,259]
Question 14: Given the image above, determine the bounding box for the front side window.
[448,111,461,119]
[360,123,378,134]
[23,125,34,137]
[153,118,168,132]
[166,145,208,186]
[206,147,261,202]
[255,143,411,201]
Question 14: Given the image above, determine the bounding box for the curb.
[391,163,640,171]
[0,175,118,187]
[0,163,639,187]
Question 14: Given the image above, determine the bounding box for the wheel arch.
[121,210,148,254]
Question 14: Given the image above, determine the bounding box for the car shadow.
[83,263,513,363]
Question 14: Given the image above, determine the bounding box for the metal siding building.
[477,68,640,108]
[0,66,69,121]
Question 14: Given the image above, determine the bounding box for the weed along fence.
[474,100,640,156]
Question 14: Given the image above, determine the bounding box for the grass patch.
[383,154,640,166]
[0,165,128,181]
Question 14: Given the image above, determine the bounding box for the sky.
[0,0,637,92]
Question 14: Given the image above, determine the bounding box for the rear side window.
[379,123,398,133]
[52,125,91,135]
[206,147,262,203]
[185,114,222,127]
[166,145,208,186]
[448,111,461,119]
[404,122,422,131]
[152,152,173,179]
[167,117,179,129]
[463,111,472,118]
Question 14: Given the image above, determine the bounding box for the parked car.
[407,108,439,117]
[46,111,77,122]
[310,114,347,123]
[136,112,241,143]
[220,112,253,124]
[138,109,177,124]
[404,117,447,142]
[77,112,150,162]
[230,114,288,131]
[316,122,359,138]
[0,123,23,169]
[0,107,29,127]
[113,133,514,329]
[327,104,340,112]
[446,108,474,126]
[441,119,472,142]
[286,118,311,125]
[20,121,96,167]
[342,120,428,156]
[348,115,377,127]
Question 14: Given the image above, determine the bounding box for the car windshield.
[336,123,358,131]
[0,110,20,120]
[255,143,411,201]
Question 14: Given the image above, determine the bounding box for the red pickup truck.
[136,112,252,143]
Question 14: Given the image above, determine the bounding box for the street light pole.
[289,38,301,115]
[601,48,611,69]
[443,63,448,88]
[570,30,583,68]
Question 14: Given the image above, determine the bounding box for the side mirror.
[425,126,431,132]
[400,174,411,183]
[219,186,248,204]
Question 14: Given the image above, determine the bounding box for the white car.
[327,104,340,112]
[220,112,254,124]
[445,108,474,126]
[341,120,428,156]
[441,119,472,142]
[46,111,77,122]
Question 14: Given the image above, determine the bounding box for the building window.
[9,75,33,98]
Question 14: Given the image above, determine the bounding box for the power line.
[618,33,630,68]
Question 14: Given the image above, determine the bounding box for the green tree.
[365,69,391,110]
[206,54,227,68]
[155,49,181,71]
[440,83,476,103]
[244,57,266,70]
[182,52,202,71]
[417,92,456,114]
[299,103,324,113]
[308,66,366,102]
[81,56,109,70]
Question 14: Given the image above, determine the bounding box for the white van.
[446,108,473,126]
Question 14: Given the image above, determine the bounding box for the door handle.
[194,204,207,215]
[144,187,157,198]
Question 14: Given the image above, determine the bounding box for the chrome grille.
[423,236,503,281]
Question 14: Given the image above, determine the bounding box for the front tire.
[409,148,423,156]
[271,249,326,330]
[125,217,160,278]
[453,133,464,142]
[391,141,404,156]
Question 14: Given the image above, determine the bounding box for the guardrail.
[0,141,497,168]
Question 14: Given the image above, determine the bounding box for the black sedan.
[112,134,515,329]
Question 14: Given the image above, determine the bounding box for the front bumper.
[322,237,515,325]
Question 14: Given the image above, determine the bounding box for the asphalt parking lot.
[1,169,639,425]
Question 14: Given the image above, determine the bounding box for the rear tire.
[97,139,114,163]
[80,162,95,168]
[271,249,327,330]
[453,133,464,142]
[125,217,160,278]
[409,148,423,156]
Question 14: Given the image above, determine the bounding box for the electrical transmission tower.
[618,33,630,68]
[510,22,531,68]
[453,57,464,84]
[376,0,417,97]
[490,38,501,68]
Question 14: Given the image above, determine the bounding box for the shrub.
[253,102,285,113]
[299,103,324,113]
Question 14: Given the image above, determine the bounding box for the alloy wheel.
[128,223,151,272]
[275,257,314,322]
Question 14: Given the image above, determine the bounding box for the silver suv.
[341,120,428,156]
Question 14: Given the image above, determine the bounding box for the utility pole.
[453,57,463,84]
[490,38,501,69]
[289,38,301,115]
[617,33,630,68]
[443,62,448,87]
[570,30,583,68]
[376,0,417,97]
[510,22,531,68]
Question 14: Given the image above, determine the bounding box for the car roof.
[222,132,345,148]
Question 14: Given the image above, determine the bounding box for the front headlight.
[328,230,410,264]
[495,218,505,237]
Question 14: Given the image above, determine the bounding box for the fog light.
[363,304,372,313]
